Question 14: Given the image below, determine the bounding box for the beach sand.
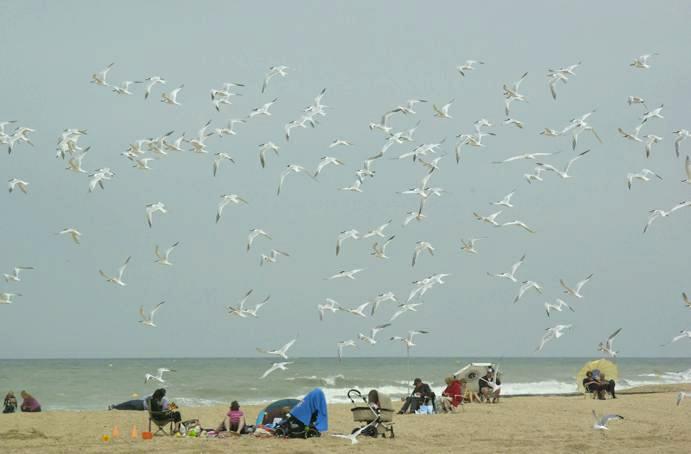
[1,385,690,453]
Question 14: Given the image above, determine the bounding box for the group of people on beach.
[398,368,502,414]
[3,391,41,413]
[583,371,617,399]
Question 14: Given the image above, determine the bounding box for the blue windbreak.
[290,388,328,432]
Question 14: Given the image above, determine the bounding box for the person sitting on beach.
[398,378,434,414]
[218,401,252,435]
[109,393,151,411]
[367,389,381,412]
[3,392,17,414]
[479,370,501,403]
[597,373,617,399]
[582,371,599,397]
[19,391,41,412]
[148,388,181,432]
[440,376,463,412]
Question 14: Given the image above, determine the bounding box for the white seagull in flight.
[597,328,622,357]
[260,361,293,379]
[560,274,594,299]
[99,256,131,287]
[257,339,296,360]
[154,241,180,266]
[139,301,165,327]
[145,368,175,384]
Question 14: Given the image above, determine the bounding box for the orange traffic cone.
[112,425,121,438]
[130,425,138,439]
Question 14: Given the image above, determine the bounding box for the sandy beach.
[2,385,690,453]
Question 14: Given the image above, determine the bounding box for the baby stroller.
[347,389,395,439]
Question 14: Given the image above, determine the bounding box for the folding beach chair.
[148,409,175,436]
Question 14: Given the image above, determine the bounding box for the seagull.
[99,256,131,287]
[154,241,180,266]
[493,152,556,165]
[514,281,544,303]
[683,292,691,309]
[460,238,482,254]
[503,72,528,115]
[371,235,395,259]
[412,241,434,267]
[537,149,590,179]
[132,157,154,170]
[540,128,562,137]
[139,301,165,327]
[394,99,428,115]
[524,167,547,184]
[318,298,342,321]
[8,178,29,194]
[227,289,254,317]
[432,99,454,119]
[0,292,21,304]
[491,191,515,207]
[630,53,658,69]
[330,139,353,148]
[369,111,396,134]
[212,153,235,177]
[670,330,691,344]
[627,96,648,108]
[260,361,293,379]
[597,328,622,357]
[111,80,142,95]
[674,129,691,157]
[641,105,664,123]
[258,142,280,168]
[277,164,313,196]
[260,249,289,266]
[369,292,397,316]
[358,323,391,345]
[328,269,364,280]
[257,339,296,360]
[216,194,248,223]
[503,118,524,128]
[457,60,484,77]
[363,220,392,239]
[247,229,271,252]
[544,299,575,318]
[487,254,525,282]
[3,267,34,283]
[146,202,167,228]
[627,169,662,189]
[314,156,344,177]
[331,422,375,445]
[473,210,502,226]
[389,303,423,322]
[536,324,572,352]
[560,274,593,299]
[58,228,81,245]
[160,85,184,106]
[500,220,536,233]
[547,71,569,100]
[145,368,175,384]
[249,98,279,118]
[617,124,643,143]
[644,201,691,232]
[66,149,89,173]
[244,296,270,318]
[643,135,664,158]
[684,156,691,183]
[144,76,166,99]
[391,330,430,355]
[677,392,691,406]
[88,169,114,192]
[336,229,360,256]
[91,63,114,86]
[592,410,624,431]
[337,340,357,361]
[403,208,427,226]
[261,65,288,93]
[339,180,363,193]
[341,302,370,318]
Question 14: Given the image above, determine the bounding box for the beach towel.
[290,388,328,432]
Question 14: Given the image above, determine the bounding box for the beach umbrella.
[454,363,496,393]
[255,398,300,426]
[576,359,618,392]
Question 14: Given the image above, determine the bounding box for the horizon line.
[1,355,690,361]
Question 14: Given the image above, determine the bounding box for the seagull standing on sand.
[597,328,622,357]
[592,410,624,431]
[139,302,165,327]
[260,362,293,379]
[536,324,572,352]
[560,274,593,298]
[145,368,175,384]
[154,242,180,266]
[257,339,296,360]
[99,256,131,287]
[3,266,34,283]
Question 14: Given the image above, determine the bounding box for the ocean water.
[0,357,689,411]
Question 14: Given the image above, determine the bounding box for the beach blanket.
[290,388,328,432]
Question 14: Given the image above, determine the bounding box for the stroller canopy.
[290,388,328,432]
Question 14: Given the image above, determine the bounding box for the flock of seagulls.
[3,48,690,431]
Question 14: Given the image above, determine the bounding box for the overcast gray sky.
[1,0,690,358]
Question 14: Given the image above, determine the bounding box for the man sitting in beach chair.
[478,369,501,403]
[597,373,617,399]
[583,371,599,399]
[397,378,435,414]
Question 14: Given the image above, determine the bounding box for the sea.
[1,357,689,411]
